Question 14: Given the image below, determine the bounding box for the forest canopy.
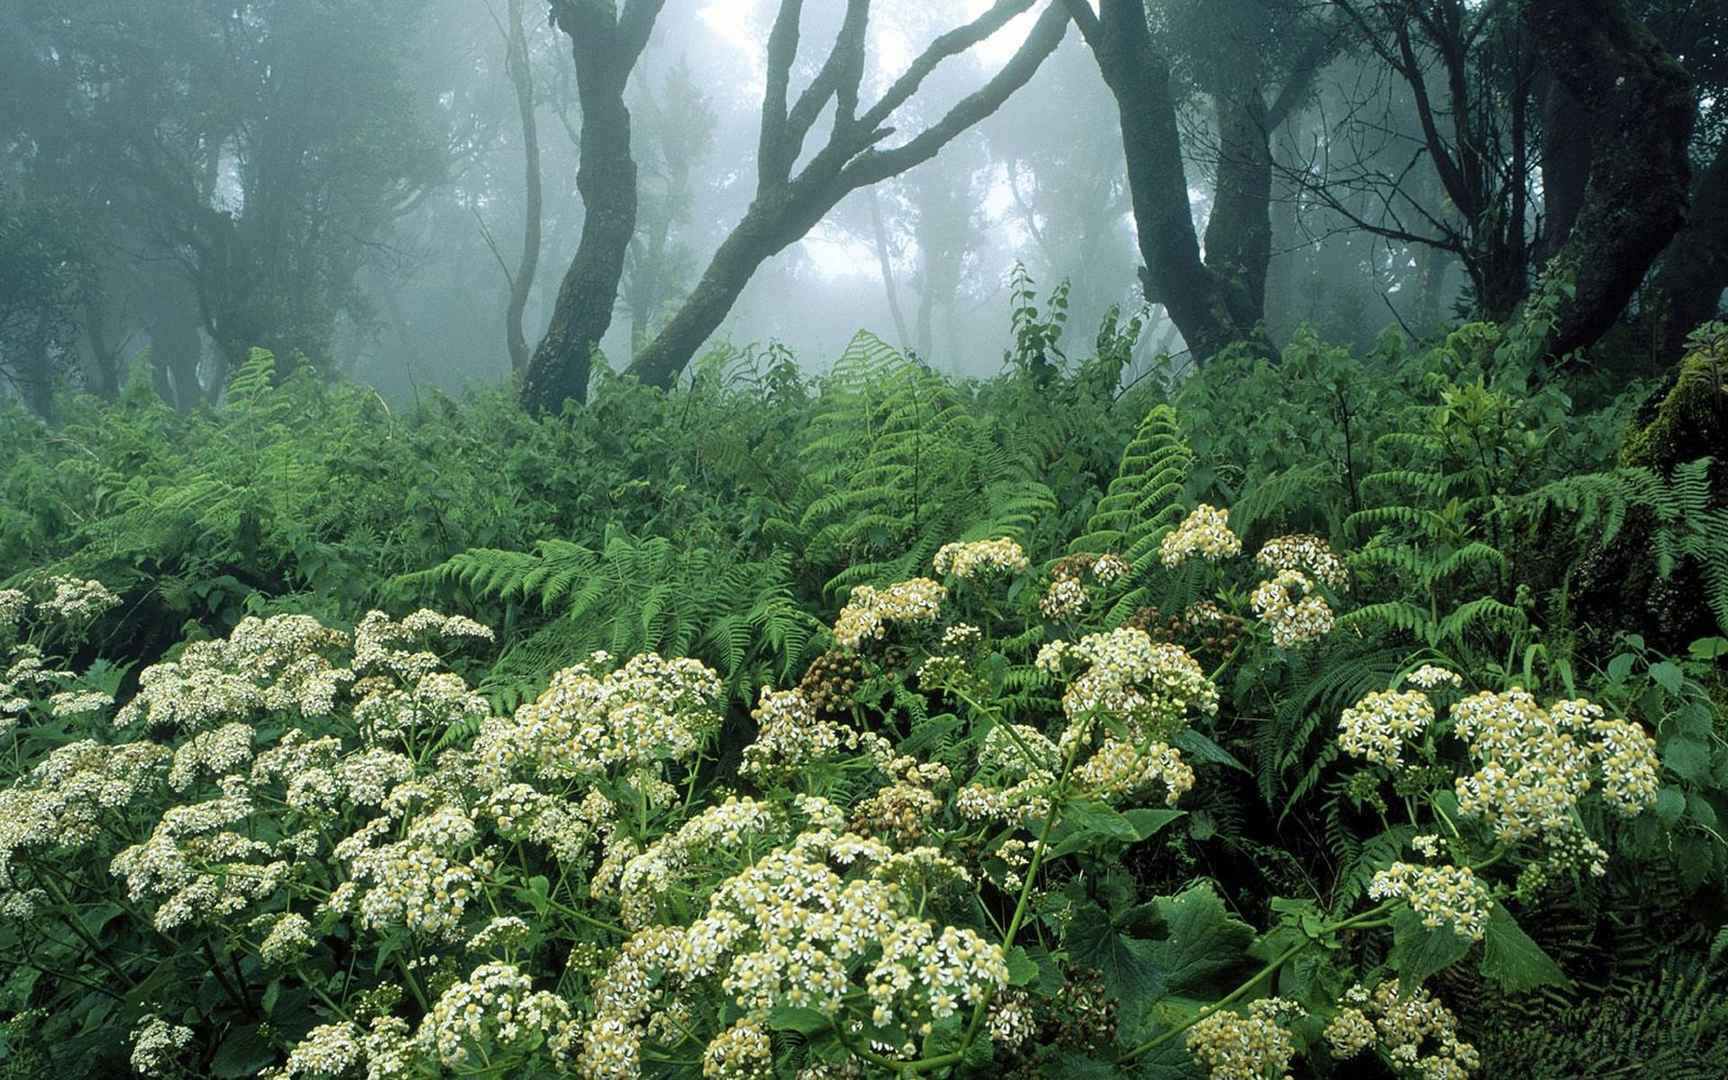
[1,2,1727,1079]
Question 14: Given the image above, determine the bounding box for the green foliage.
[797,331,1056,593]
[0,306,1723,1079]
[402,528,820,706]
[1069,403,1192,566]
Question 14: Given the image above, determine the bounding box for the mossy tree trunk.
[1524,0,1695,360]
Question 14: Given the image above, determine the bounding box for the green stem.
[1117,899,1398,1064]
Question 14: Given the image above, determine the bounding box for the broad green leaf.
[1173,729,1250,774]
[1664,737,1712,783]
[1147,885,1258,999]
[766,1007,831,1036]
[1006,946,1040,987]
[1388,907,1472,986]
[1066,902,1164,1004]
[1649,660,1684,695]
[1479,904,1567,993]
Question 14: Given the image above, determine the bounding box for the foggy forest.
[1,0,1726,1076]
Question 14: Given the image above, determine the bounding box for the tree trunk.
[1070,0,1254,361]
[627,214,780,390]
[23,308,56,422]
[1524,0,1695,360]
[1534,63,1591,264]
[867,188,913,351]
[520,1,665,413]
[502,0,542,378]
[1649,138,1728,363]
[1202,91,1273,333]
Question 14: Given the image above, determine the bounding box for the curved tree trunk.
[627,0,1068,391]
[1524,0,1695,360]
[519,0,665,414]
[502,0,541,378]
[1649,137,1728,363]
[627,212,782,390]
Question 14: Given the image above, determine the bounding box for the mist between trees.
[2,0,1723,414]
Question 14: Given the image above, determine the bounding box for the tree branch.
[841,1,1068,191]
[857,0,1038,134]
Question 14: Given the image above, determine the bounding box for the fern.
[1518,457,1727,632]
[1068,403,1192,563]
[798,331,1055,594]
[400,528,820,704]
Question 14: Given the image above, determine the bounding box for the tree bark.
[1078,0,1236,357]
[502,0,542,378]
[1648,137,1728,363]
[1534,63,1592,264]
[1524,0,1694,360]
[1065,0,1280,360]
[520,0,665,414]
[626,0,1067,390]
[1202,92,1273,332]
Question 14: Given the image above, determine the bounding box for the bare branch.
[757,0,805,181]
[857,0,1038,134]
[842,1,1068,191]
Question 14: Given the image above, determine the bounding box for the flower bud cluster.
[1255,534,1349,590]
[833,578,948,649]
[933,538,1030,579]
[1160,505,1241,568]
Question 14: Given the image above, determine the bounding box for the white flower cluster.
[682,836,1008,1029]
[1369,862,1492,941]
[115,614,352,732]
[1029,628,1215,807]
[473,650,724,784]
[414,961,576,1070]
[1451,690,1658,854]
[617,796,784,927]
[1338,690,1436,769]
[1185,997,1304,1080]
[702,1018,774,1079]
[333,803,487,941]
[1036,628,1218,732]
[1404,665,1463,690]
[352,608,494,681]
[1325,981,1480,1080]
[353,670,489,746]
[37,576,122,623]
[131,1015,194,1077]
[0,589,27,638]
[1159,505,1241,568]
[1,740,170,909]
[110,780,291,932]
[1,646,58,729]
[1250,569,1335,648]
[1038,575,1088,620]
[1255,534,1349,591]
[933,538,1030,579]
[833,578,948,650]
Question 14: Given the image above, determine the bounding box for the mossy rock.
[1620,322,1727,470]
